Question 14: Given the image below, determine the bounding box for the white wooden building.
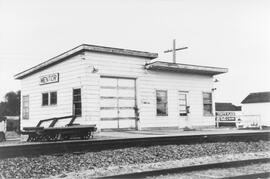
[241,92,270,127]
[15,44,228,131]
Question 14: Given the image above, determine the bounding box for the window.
[203,92,212,115]
[73,88,81,116]
[42,93,49,106]
[156,90,168,116]
[179,93,188,116]
[42,92,57,106]
[50,92,57,105]
[22,95,29,119]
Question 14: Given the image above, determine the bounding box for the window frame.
[22,95,29,120]
[156,90,168,116]
[202,92,213,116]
[73,88,82,117]
[42,93,49,106]
[50,91,57,105]
[41,91,57,106]
[179,92,188,116]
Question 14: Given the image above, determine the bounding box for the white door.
[178,91,190,128]
[100,77,137,129]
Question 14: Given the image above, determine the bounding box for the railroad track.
[221,172,270,179]
[99,158,270,179]
[0,131,269,159]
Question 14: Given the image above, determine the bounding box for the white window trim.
[41,91,57,107]
[22,95,29,120]
[156,89,168,117]
[73,88,82,117]
[202,91,213,116]
[179,91,189,116]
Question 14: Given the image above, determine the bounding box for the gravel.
[0,140,269,178]
[58,151,270,179]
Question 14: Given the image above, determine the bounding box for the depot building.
[15,44,228,131]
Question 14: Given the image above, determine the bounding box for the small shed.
[241,91,270,127]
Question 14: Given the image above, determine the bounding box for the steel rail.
[220,172,270,179]
[0,131,269,159]
[99,158,270,179]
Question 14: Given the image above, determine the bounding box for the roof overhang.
[145,61,228,76]
[15,44,158,79]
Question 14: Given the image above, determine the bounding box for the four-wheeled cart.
[21,115,97,142]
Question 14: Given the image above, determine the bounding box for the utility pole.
[164,39,188,63]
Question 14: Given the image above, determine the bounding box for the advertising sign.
[216,111,236,121]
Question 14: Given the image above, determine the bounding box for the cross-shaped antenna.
[164,39,188,63]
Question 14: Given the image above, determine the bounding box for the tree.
[0,102,6,116]
[0,91,20,116]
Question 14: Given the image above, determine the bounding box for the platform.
[0,128,269,159]
[1,128,269,147]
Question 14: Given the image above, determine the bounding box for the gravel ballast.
[59,151,270,179]
[0,141,269,178]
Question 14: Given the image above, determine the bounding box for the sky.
[0,0,269,105]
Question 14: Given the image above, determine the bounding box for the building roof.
[241,91,270,104]
[215,102,242,111]
[145,61,228,76]
[14,44,158,79]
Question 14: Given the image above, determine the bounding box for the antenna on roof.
[164,39,188,63]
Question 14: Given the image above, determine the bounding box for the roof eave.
[14,45,85,80]
[145,62,228,76]
[82,44,158,59]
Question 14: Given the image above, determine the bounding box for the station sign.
[216,111,236,121]
[40,73,59,85]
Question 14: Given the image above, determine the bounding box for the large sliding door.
[100,77,137,129]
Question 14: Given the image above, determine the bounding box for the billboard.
[216,111,236,121]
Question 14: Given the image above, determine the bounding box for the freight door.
[100,77,137,129]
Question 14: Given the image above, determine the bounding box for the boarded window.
[22,95,29,119]
[73,88,81,116]
[156,90,168,116]
[203,92,212,115]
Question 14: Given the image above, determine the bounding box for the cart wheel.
[0,132,6,142]
[53,134,59,141]
[62,135,70,141]
[58,133,63,141]
[27,136,32,142]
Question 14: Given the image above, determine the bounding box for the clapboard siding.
[137,70,214,128]
[82,52,148,128]
[83,51,214,129]
[20,53,86,128]
[20,50,215,130]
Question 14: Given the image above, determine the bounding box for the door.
[178,91,190,128]
[100,77,137,129]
